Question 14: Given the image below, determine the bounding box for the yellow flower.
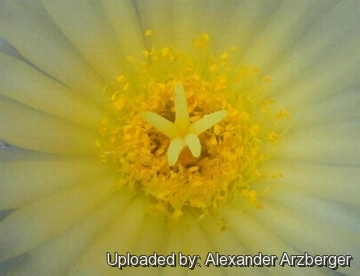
[0,1,359,275]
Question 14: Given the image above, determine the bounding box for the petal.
[40,0,125,89]
[0,1,109,107]
[249,201,360,274]
[0,97,98,155]
[274,38,360,110]
[195,216,264,276]
[131,214,166,255]
[291,85,360,130]
[124,215,167,276]
[135,0,174,49]
[243,1,329,72]
[220,1,282,58]
[269,1,360,98]
[5,193,126,276]
[0,157,111,209]
[100,0,145,65]
[0,143,51,162]
[173,1,237,54]
[225,208,326,275]
[266,189,360,233]
[68,197,146,276]
[273,121,360,165]
[0,52,112,128]
[0,175,116,262]
[164,217,222,276]
[172,0,206,52]
[260,160,360,206]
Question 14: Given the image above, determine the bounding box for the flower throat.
[97,32,289,221]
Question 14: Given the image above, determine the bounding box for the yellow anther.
[195,32,210,48]
[114,97,126,110]
[263,76,271,82]
[116,75,125,83]
[268,131,280,142]
[276,109,291,119]
[123,83,130,91]
[209,64,218,72]
[161,47,169,57]
[145,29,152,36]
[220,53,229,61]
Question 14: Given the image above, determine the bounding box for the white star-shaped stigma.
[141,83,227,166]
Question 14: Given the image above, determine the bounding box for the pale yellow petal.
[274,37,360,111]
[0,97,98,155]
[220,2,279,59]
[225,208,326,275]
[173,0,205,52]
[291,87,360,130]
[197,1,237,52]
[261,160,360,205]
[266,189,360,233]
[0,52,112,128]
[0,157,111,209]
[100,0,145,65]
[0,175,116,262]
[125,215,167,276]
[0,1,109,107]
[163,217,223,276]
[6,193,126,276]
[69,197,146,276]
[249,201,359,274]
[195,216,263,276]
[268,1,360,99]
[243,1,319,72]
[274,121,360,165]
[163,223,196,276]
[0,146,48,162]
[41,0,125,89]
[135,0,173,49]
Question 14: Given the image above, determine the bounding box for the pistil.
[141,83,227,166]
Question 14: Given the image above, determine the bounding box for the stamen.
[98,35,290,216]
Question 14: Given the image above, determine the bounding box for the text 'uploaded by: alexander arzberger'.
[106,252,353,270]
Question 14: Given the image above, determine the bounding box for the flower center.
[141,83,227,166]
[97,32,290,221]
